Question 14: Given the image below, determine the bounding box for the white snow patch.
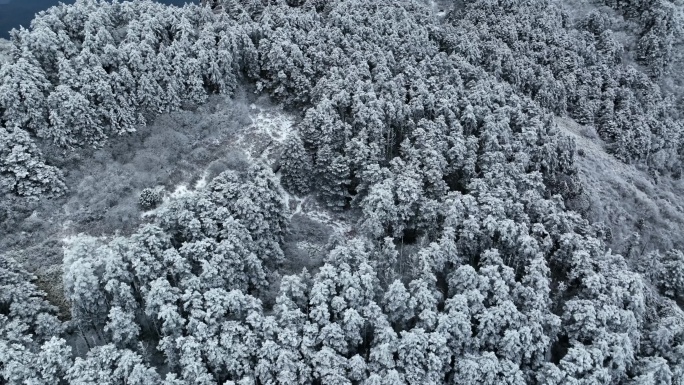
[429,0,447,17]
[169,184,191,200]
[283,185,354,239]
[303,206,353,234]
[194,170,209,190]
[290,196,304,218]
[251,109,295,144]
[61,235,79,247]
[232,105,296,163]
[141,184,195,218]
[61,234,108,247]
[283,188,354,238]
[281,189,308,219]
[135,106,298,221]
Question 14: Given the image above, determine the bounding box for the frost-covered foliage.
[0,0,258,196]
[2,0,684,384]
[0,39,10,65]
[442,0,684,174]
[280,133,313,196]
[0,255,71,384]
[138,187,163,210]
[0,125,66,197]
[56,164,288,382]
[598,0,684,78]
[255,0,581,227]
[637,248,684,301]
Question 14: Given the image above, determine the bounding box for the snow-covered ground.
[428,0,447,17]
[141,172,208,218]
[230,103,356,268]
[169,185,191,200]
[249,104,295,144]
[429,0,452,18]
[233,104,296,164]
[238,105,355,264]
[139,103,296,218]
[137,102,352,264]
[140,184,193,218]
[194,170,209,190]
[3,95,349,300]
[558,117,684,256]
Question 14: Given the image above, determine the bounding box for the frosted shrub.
[138,188,162,210]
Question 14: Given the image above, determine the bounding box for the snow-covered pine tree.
[280,132,313,196]
[0,125,66,197]
[316,144,351,211]
[0,58,51,133]
[45,84,101,147]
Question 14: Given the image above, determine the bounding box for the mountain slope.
[2,0,684,384]
[561,117,684,256]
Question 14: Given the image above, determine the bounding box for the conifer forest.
[3,0,684,383]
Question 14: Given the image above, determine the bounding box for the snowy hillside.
[2,0,684,384]
[560,117,684,257]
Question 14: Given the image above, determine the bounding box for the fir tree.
[280,133,313,196]
[316,145,350,211]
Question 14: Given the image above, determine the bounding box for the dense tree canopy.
[2,0,684,384]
